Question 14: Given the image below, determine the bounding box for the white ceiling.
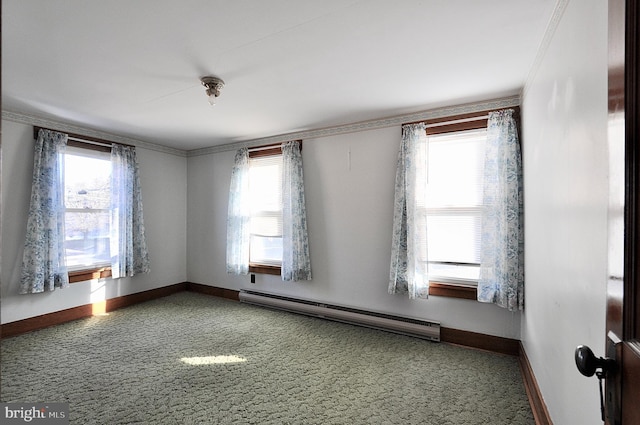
[2,0,557,151]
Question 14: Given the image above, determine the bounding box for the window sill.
[69,267,112,283]
[428,281,477,300]
[249,264,281,276]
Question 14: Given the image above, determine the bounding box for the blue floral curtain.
[281,141,312,281]
[226,148,250,275]
[110,144,150,278]
[389,123,429,299]
[478,109,524,311]
[20,129,69,294]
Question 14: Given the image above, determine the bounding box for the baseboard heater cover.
[239,290,440,342]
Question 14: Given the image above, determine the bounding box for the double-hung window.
[241,146,288,275]
[424,126,486,288]
[64,143,113,281]
[20,127,149,293]
[64,139,149,282]
[227,141,311,280]
[391,109,520,301]
[248,150,284,272]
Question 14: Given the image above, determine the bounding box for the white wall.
[188,126,522,339]
[1,119,188,324]
[521,0,608,424]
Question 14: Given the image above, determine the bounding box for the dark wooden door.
[605,0,640,424]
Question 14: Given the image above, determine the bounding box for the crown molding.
[1,110,187,157]
[522,0,570,97]
[187,95,521,157]
[3,94,520,159]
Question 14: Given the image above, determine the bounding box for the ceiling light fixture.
[200,76,225,106]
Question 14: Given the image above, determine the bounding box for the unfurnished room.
[2,1,640,424]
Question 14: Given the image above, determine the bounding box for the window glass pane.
[423,128,486,284]
[426,210,481,264]
[65,150,111,209]
[64,147,111,271]
[251,213,283,237]
[426,129,485,207]
[428,263,480,282]
[249,155,283,215]
[250,235,283,267]
[65,211,111,270]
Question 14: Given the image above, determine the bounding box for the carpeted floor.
[1,292,535,424]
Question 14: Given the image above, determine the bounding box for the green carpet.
[1,292,535,424]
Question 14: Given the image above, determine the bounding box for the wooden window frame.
[248,264,281,276]
[69,267,112,283]
[410,107,521,300]
[428,282,477,300]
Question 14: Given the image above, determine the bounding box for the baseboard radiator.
[239,290,440,342]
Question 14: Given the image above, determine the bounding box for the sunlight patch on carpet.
[180,355,247,365]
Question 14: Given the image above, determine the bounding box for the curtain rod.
[424,115,489,129]
[67,136,112,148]
[403,106,520,127]
[247,140,302,152]
[33,126,135,148]
[249,144,281,153]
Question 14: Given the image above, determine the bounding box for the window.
[248,149,283,273]
[64,145,112,278]
[227,141,310,279]
[20,127,149,292]
[390,109,520,301]
[425,127,486,286]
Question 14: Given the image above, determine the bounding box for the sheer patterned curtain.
[20,129,69,294]
[478,109,524,311]
[226,148,250,275]
[110,144,150,279]
[281,141,312,281]
[389,123,429,299]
